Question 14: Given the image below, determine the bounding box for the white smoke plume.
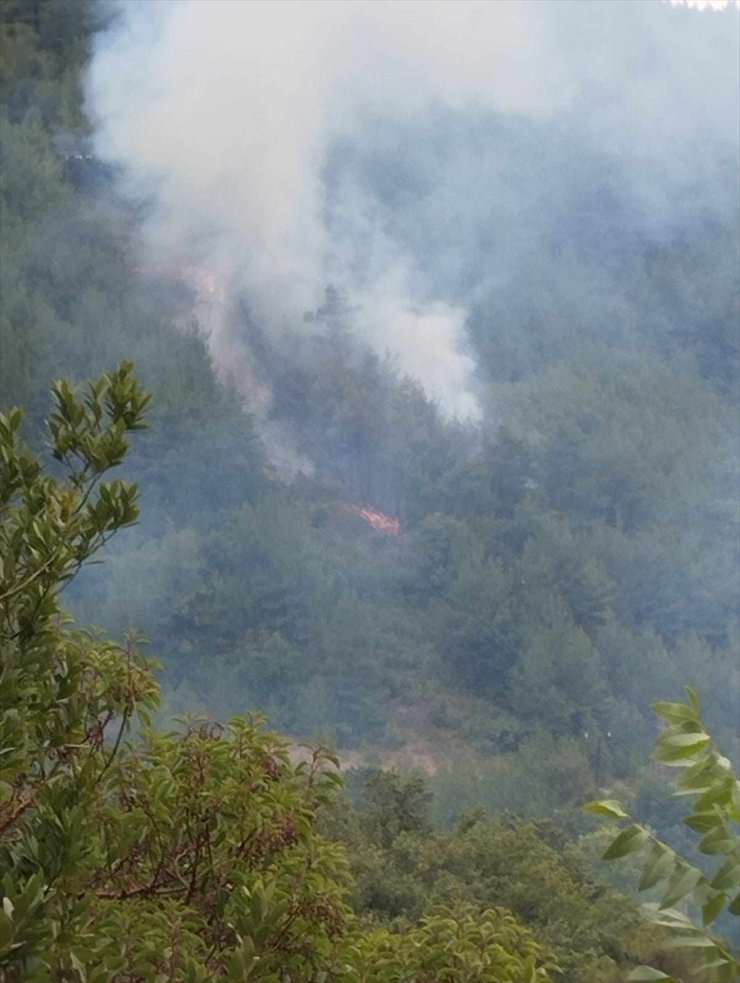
[87,0,738,420]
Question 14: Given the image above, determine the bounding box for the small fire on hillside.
[347,504,403,536]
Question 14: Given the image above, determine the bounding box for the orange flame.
[347,504,403,536]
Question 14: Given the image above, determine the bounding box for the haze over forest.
[1,0,739,979]
[81,0,740,771]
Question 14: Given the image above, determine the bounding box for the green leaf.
[603,824,650,861]
[660,865,703,909]
[684,811,722,833]
[646,907,694,930]
[701,891,727,926]
[664,935,715,949]
[695,777,733,812]
[730,781,740,821]
[627,968,678,982]
[70,952,88,981]
[655,732,711,764]
[585,799,629,820]
[698,824,734,855]
[684,687,700,713]
[675,757,716,794]
[0,912,13,951]
[652,701,698,725]
[639,843,675,892]
[710,858,740,891]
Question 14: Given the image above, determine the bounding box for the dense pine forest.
[1,1,738,980]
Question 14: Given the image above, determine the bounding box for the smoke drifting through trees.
[86,0,739,423]
[3,0,739,858]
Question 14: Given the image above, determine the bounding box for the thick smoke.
[87,0,738,420]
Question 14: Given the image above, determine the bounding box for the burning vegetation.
[346,504,403,536]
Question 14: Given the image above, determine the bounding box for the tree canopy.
[0,366,557,981]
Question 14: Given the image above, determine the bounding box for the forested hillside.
[2,0,739,811]
[1,1,739,979]
[6,362,736,981]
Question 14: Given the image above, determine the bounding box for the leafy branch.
[586,687,740,983]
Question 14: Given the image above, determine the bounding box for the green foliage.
[505,352,733,532]
[587,688,740,983]
[346,904,556,983]
[0,368,558,981]
[359,770,432,849]
[0,360,149,638]
[317,765,672,983]
[1,0,738,879]
[2,3,738,973]
[0,364,161,975]
[0,372,332,978]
